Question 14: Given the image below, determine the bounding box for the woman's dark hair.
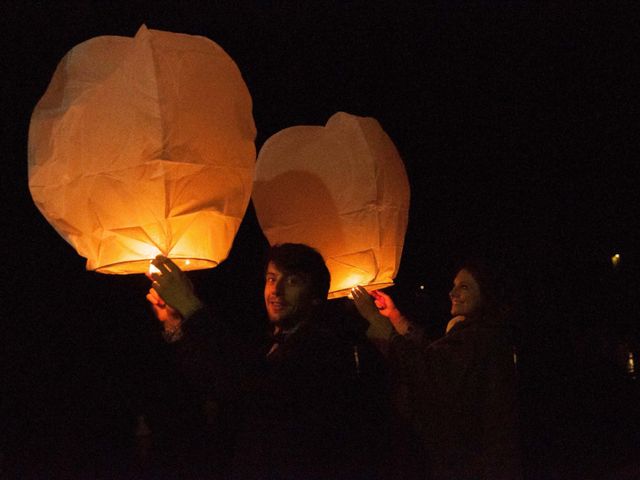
[265,243,331,301]
[455,257,511,322]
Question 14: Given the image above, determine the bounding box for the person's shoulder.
[299,319,352,350]
[448,315,509,335]
[459,317,514,359]
[427,319,488,354]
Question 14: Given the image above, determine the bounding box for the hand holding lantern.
[351,286,386,322]
[146,286,182,335]
[147,255,203,320]
[351,286,411,336]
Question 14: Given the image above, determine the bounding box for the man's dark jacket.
[165,306,390,479]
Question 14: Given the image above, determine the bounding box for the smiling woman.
[452,258,512,323]
[449,269,483,318]
[353,258,522,480]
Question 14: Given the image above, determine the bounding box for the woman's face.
[449,269,483,318]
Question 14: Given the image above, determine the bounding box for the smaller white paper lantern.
[253,112,410,298]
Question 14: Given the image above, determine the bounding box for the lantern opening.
[95,258,217,275]
[329,281,394,300]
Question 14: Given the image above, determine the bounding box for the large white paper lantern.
[253,112,410,298]
[28,25,256,274]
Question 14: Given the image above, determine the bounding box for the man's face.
[264,261,315,327]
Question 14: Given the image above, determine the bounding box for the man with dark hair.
[263,243,330,335]
[147,243,388,479]
[265,243,331,304]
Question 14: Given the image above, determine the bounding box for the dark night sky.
[2,1,640,475]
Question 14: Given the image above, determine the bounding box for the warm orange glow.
[327,268,375,298]
[149,262,161,276]
[29,25,256,274]
[146,258,207,276]
[253,112,409,299]
[627,352,635,376]
[611,253,621,267]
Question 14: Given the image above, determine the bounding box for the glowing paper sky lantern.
[28,25,256,274]
[253,112,410,298]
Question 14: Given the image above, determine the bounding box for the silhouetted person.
[353,260,522,480]
[147,243,389,479]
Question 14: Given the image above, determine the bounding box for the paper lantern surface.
[28,25,256,274]
[253,112,410,298]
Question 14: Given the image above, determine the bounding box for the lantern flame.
[149,262,161,276]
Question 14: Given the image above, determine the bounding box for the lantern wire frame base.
[328,281,394,300]
[94,258,218,275]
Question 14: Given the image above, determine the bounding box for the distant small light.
[627,351,636,378]
[419,285,425,290]
[611,254,621,268]
[185,259,191,266]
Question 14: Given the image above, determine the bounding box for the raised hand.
[351,285,394,344]
[352,286,411,335]
[146,286,183,334]
[146,255,203,320]
[351,285,383,323]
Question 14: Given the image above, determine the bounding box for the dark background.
[2,1,639,478]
